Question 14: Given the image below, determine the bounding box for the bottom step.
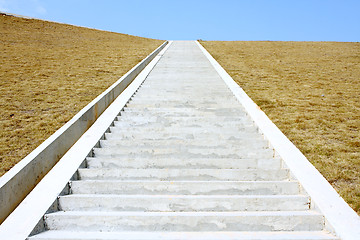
[44,211,324,232]
[28,231,339,240]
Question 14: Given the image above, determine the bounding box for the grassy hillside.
[201,41,360,214]
[0,13,163,176]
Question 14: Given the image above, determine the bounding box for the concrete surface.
[27,231,340,240]
[27,41,339,239]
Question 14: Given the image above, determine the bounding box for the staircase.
[28,41,338,239]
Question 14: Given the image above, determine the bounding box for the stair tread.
[60,194,308,199]
[85,157,282,170]
[71,180,297,183]
[46,210,321,216]
[28,230,339,240]
[77,168,289,181]
[58,194,310,212]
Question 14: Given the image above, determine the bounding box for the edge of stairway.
[195,41,360,240]
[0,41,172,240]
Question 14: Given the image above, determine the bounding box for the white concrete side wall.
[0,41,168,224]
[196,41,360,240]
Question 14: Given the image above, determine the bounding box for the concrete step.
[137,81,228,86]
[43,211,324,232]
[126,100,242,107]
[85,157,282,169]
[109,124,258,132]
[142,72,222,77]
[114,115,252,123]
[118,110,246,117]
[98,138,269,149]
[104,131,262,142]
[125,103,245,109]
[92,150,275,161]
[104,132,262,142]
[69,180,300,195]
[111,122,256,130]
[134,86,231,91]
[104,132,263,142]
[133,93,234,97]
[132,93,233,97]
[119,111,246,118]
[58,194,310,212]
[134,85,231,90]
[27,230,340,240]
[122,106,245,112]
[108,127,258,136]
[112,119,255,129]
[129,96,239,101]
[133,90,232,93]
[93,146,273,158]
[77,168,290,181]
[138,81,227,84]
[113,122,254,131]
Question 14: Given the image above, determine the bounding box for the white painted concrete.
[58,194,310,211]
[69,180,301,195]
[27,231,339,240]
[85,156,282,169]
[26,41,337,239]
[196,41,360,239]
[77,168,290,181]
[43,211,324,232]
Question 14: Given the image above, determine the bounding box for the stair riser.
[118,106,250,115]
[70,181,300,195]
[26,231,341,240]
[122,111,246,117]
[118,112,247,118]
[125,103,245,108]
[44,214,324,232]
[93,148,273,158]
[91,153,275,160]
[132,99,245,103]
[59,196,310,212]
[85,158,282,170]
[77,169,289,181]
[112,121,255,129]
[98,140,269,149]
[108,128,259,136]
[104,133,262,142]
[115,116,252,122]
[130,87,235,91]
[133,88,232,92]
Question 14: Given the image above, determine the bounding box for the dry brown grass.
[0,14,163,176]
[201,41,360,214]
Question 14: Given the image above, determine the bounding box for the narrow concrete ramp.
[28,41,338,239]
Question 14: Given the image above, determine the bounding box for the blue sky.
[0,0,359,41]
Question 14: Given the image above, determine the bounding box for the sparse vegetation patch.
[0,14,162,176]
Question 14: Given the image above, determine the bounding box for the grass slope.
[201,41,360,214]
[0,14,163,176]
